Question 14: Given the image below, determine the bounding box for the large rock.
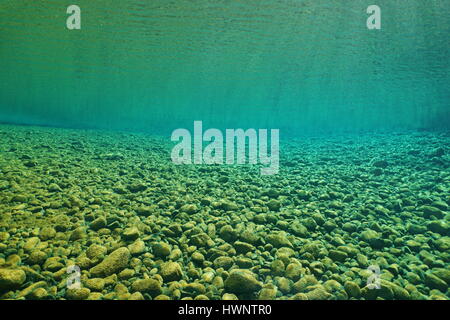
[224,269,262,294]
[0,268,26,291]
[159,262,183,282]
[90,247,130,277]
[360,229,384,248]
[131,278,162,296]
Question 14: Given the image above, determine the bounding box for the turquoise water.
[0,1,449,301]
[0,0,449,134]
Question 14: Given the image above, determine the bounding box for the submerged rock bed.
[0,124,448,300]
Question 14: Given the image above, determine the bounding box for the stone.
[128,240,146,255]
[213,256,234,269]
[224,269,262,294]
[293,275,318,293]
[0,268,26,290]
[69,227,86,241]
[222,293,239,300]
[122,227,140,241]
[160,262,183,282]
[90,217,107,231]
[290,222,309,237]
[90,247,130,277]
[344,281,361,298]
[23,237,40,252]
[258,285,277,300]
[219,226,238,242]
[328,250,348,262]
[28,251,47,265]
[39,227,56,240]
[129,292,145,300]
[131,278,162,296]
[267,199,281,211]
[420,206,444,219]
[184,282,206,294]
[66,287,91,300]
[180,204,198,214]
[432,268,450,284]
[152,242,171,257]
[30,287,48,299]
[305,287,332,300]
[266,232,292,248]
[424,273,447,292]
[86,244,107,260]
[84,278,105,291]
[360,229,384,248]
[233,241,255,254]
[427,221,448,235]
[191,252,205,264]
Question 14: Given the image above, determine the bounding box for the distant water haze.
[0,0,449,135]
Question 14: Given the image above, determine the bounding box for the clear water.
[0,1,449,301]
[1,0,449,134]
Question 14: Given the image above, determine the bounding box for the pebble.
[90,247,130,277]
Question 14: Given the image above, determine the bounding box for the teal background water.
[0,0,449,135]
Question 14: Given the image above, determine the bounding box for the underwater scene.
[0,1,449,301]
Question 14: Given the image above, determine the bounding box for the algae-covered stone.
[69,227,86,241]
[86,244,107,260]
[213,256,234,269]
[293,275,318,293]
[84,278,105,291]
[266,232,292,248]
[30,287,48,299]
[180,204,198,214]
[328,250,348,262]
[431,268,450,284]
[24,237,40,252]
[184,282,206,294]
[39,227,56,240]
[420,206,444,219]
[424,273,447,292]
[233,241,255,254]
[427,221,449,235]
[434,237,449,252]
[90,217,107,231]
[152,242,171,257]
[258,285,277,300]
[360,229,384,248]
[0,268,26,290]
[66,287,91,300]
[28,250,47,265]
[285,263,303,281]
[90,247,130,277]
[122,227,140,241]
[129,292,145,300]
[305,287,332,300]
[224,269,262,294]
[267,199,281,211]
[290,222,309,237]
[128,240,146,255]
[219,225,238,242]
[191,252,205,264]
[131,278,162,296]
[190,233,213,247]
[160,261,183,282]
[344,281,361,299]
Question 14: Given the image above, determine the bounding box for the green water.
[0,1,449,301]
[1,0,449,134]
